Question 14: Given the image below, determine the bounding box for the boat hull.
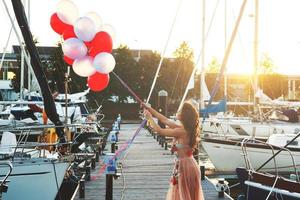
[202,118,300,138]
[0,158,69,200]
[236,167,300,200]
[202,138,300,173]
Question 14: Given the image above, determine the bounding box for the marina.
[1,0,300,199]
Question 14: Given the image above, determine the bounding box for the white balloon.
[56,0,79,25]
[73,56,96,77]
[99,24,116,42]
[93,52,116,74]
[85,12,103,31]
[62,38,87,60]
[74,17,96,42]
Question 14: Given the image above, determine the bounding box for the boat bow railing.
[241,138,299,181]
[0,161,13,197]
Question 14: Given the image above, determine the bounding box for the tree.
[135,51,161,101]
[206,57,221,73]
[259,53,276,74]
[173,41,194,61]
[108,44,139,102]
[158,41,195,106]
[47,44,87,94]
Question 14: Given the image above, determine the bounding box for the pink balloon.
[87,72,110,92]
[93,52,116,74]
[73,56,96,77]
[62,38,87,60]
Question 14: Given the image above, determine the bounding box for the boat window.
[287,140,298,146]
[79,103,88,115]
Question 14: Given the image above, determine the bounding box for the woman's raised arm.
[145,110,184,137]
[145,106,181,128]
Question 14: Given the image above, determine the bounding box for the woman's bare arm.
[146,106,181,128]
[147,113,184,138]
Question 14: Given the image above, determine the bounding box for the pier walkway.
[74,123,232,200]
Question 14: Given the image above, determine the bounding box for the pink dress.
[166,143,205,200]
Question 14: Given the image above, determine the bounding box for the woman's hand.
[143,109,152,120]
[141,102,151,110]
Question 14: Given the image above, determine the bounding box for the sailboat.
[0,1,75,199]
[200,0,300,176]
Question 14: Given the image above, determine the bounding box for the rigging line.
[177,0,221,112]
[170,64,181,100]
[207,0,248,106]
[0,25,14,71]
[92,120,147,180]
[146,0,183,104]
[112,71,143,104]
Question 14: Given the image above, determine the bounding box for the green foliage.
[173,41,194,61]
[206,57,221,73]
[10,53,28,92]
[259,53,276,74]
[161,41,195,104]
[108,44,139,102]
[135,51,160,101]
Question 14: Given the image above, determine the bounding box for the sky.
[1,0,300,75]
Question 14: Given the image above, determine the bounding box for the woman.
[144,101,204,200]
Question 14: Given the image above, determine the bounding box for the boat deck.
[74,123,232,200]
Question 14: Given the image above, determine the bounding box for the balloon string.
[91,119,147,180]
[112,71,144,104]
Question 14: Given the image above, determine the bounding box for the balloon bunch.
[50,0,116,92]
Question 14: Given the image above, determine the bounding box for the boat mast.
[10,0,66,142]
[200,0,206,110]
[253,0,259,114]
[207,0,248,107]
[27,0,31,97]
[19,0,27,100]
[224,0,227,100]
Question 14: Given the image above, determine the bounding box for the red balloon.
[88,72,110,92]
[63,56,74,65]
[50,13,72,35]
[89,31,113,57]
[62,26,76,40]
[84,41,92,49]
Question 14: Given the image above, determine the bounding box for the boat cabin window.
[79,103,89,115]
[287,140,298,146]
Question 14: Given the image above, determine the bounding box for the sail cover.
[200,98,227,117]
[11,0,65,142]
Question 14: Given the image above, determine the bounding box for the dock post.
[85,166,91,181]
[158,90,168,148]
[91,157,96,169]
[95,150,99,162]
[105,174,113,200]
[111,143,116,153]
[79,178,85,198]
[105,153,116,200]
[200,165,205,180]
[217,179,225,197]
[161,137,164,147]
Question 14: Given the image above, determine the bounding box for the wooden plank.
[74,124,232,200]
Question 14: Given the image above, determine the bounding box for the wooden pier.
[74,123,232,200]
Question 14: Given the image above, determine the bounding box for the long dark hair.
[180,102,200,149]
